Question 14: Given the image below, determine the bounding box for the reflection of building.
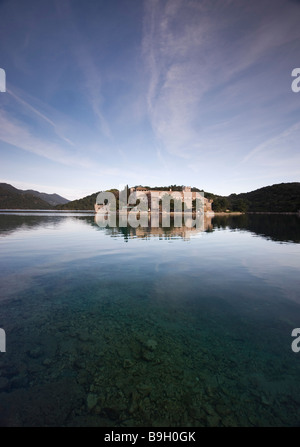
[134,215,213,240]
[130,186,213,213]
[94,214,213,241]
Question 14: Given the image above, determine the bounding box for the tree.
[232,199,248,212]
[212,197,230,212]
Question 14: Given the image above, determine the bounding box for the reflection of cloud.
[241,245,300,304]
[0,217,116,300]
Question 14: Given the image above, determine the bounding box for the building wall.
[95,187,213,213]
[131,187,213,212]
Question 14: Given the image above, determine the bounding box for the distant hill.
[55,192,100,210]
[24,189,69,206]
[212,182,300,212]
[0,184,51,209]
[0,183,70,209]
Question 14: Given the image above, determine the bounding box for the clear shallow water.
[0,213,299,427]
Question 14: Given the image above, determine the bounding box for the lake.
[0,212,299,426]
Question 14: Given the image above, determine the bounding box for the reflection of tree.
[0,214,95,238]
[0,214,61,237]
[212,214,300,243]
[94,213,300,243]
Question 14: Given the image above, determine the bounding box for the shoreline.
[0,209,299,215]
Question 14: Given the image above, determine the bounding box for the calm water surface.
[0,212,299,426]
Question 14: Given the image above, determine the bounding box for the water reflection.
[93,212,300,243]
[0,212,299,244]
[212,214,300,244]
[0,214,95,238]
[94,213,213,241]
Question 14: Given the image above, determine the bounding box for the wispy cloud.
[0,110,93,168]
[7,88,75,146]
[74,44,112,139]
[242,121,300,167]
[142,0,210,156]
[54,0,112,139]
[0,108,156,188]
[142,0,300,161]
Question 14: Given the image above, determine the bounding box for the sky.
[0,0,300,200]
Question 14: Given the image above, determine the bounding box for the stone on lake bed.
[0,377,9,391]
[145,339,157,351]
[87,393,98,411]
[136,383,152,397]
[78,332,90,342]
[102,407,120,420]
[123,359,134,368]
[42,358,52,366]
[27,347,44,359]
[141,350,155,362]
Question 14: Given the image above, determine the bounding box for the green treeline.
[211,183,300,212]
[56,183,300,212]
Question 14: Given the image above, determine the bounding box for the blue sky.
[0,0,300,200]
